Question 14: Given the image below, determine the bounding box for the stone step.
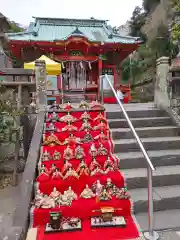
[136,209,180,232]
[114,137,180,152]
[130,185,180,214]
[117,149,180,169]
[111,126,180,139]
[109,117,173,128]
[106,109,168,119]
[122,165,180,189]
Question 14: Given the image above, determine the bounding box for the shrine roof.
[7,17,139,44]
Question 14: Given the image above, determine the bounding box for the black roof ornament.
[71,27,84,36]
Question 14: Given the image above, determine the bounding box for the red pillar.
[98,58,102,101]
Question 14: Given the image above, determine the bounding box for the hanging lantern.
[88,62,92,70]
[80,61,83,69]
[62,62,65,69]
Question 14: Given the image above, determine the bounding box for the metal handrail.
[101,74,159,240]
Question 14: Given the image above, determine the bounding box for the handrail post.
[61,75,64,104]
[144,167,159,240]
[103,74,159,240]
[100,76,104,104]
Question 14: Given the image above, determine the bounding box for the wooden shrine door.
[65,61,87,91]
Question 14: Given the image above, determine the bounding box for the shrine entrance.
[63,61,88,91]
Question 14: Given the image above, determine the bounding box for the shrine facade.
[7,17,140,102]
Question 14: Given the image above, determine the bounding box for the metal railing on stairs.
[100,74,159,240]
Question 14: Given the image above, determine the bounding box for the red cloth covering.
[37,216,139,240]
[35,109,140,239]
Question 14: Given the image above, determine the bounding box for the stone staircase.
[106,103,180,231]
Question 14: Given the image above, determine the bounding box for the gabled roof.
[7,17,139,44]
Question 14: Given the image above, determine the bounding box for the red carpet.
[33,102,140,239]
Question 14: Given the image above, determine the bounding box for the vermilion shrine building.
[7,17,140,103]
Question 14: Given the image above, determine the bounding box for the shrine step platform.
[31,101,141,240]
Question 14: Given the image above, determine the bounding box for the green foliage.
[8,21,24,33]
[128,6,147,41]
[171,0,180,44]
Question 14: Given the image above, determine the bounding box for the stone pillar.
[35,60,47,111]
[154,56,170,109]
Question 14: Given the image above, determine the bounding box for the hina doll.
[66,186,78,201]
[39,164,49,174]
[61,102,74,111]
[50,101,60,110]
[42,133,62,146]
[49,164,57,175]
[63,145,74,161]
[90,158,104,176]
[34,189,44,208]
[60,112,77,123]
[92,180,104,197]
[63,133,81,145]
[62,160,72,175]
[80,184,95,199]
[40,150,51,161]
[97,143,108,156]
[104,157,116,173]
[49,187,61,204]
[52,168,63,180]
[40,195,56,209]
[93,121,107,132]
[105,178,115,195]
[63,166,79,180]
[76,160,89,176]
[62,122,78,132]
[89,143,98,157]
[99,189,112,201]
[79,100,89,109]
[89,100,105,110]
[80,111,92,121]
[44,123,59,132]
[37,169,50,182]
[46,111,59,122]
[80,119,92,131]
[58,191,72,206]
[74,145,85,159]
[116,188,130,200]
[94,131,108,142]
[81,130,94,143]
[94,113,107,123]
[53,150,61,160]
[89,158,101,172]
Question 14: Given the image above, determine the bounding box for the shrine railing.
[100,75,158,240]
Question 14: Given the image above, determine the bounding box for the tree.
[129,6,147,41]
[8,20,24,33]
[143,0,160,13]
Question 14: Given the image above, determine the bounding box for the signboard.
[46,75,58,91]
[102,68,114,90]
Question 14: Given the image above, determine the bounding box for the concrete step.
[106,109,168,119]
[111,126,180,139]
[136,209,180,232]
[114,137,180,152]
[130,185,180,214]
[117,149,180,169]
[122,165,180,189]
[109,117,173,128]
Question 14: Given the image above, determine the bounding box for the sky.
[1,0,142,27]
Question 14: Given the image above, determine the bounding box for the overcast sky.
[1,0,142,27]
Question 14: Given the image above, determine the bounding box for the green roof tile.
[7,17,138,44]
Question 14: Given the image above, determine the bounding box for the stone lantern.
[169,56,180,112]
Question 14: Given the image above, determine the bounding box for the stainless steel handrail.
[101,74,159,240]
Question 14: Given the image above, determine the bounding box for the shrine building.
[7,17,140,103]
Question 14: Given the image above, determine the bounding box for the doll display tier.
[33,102,140,240]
